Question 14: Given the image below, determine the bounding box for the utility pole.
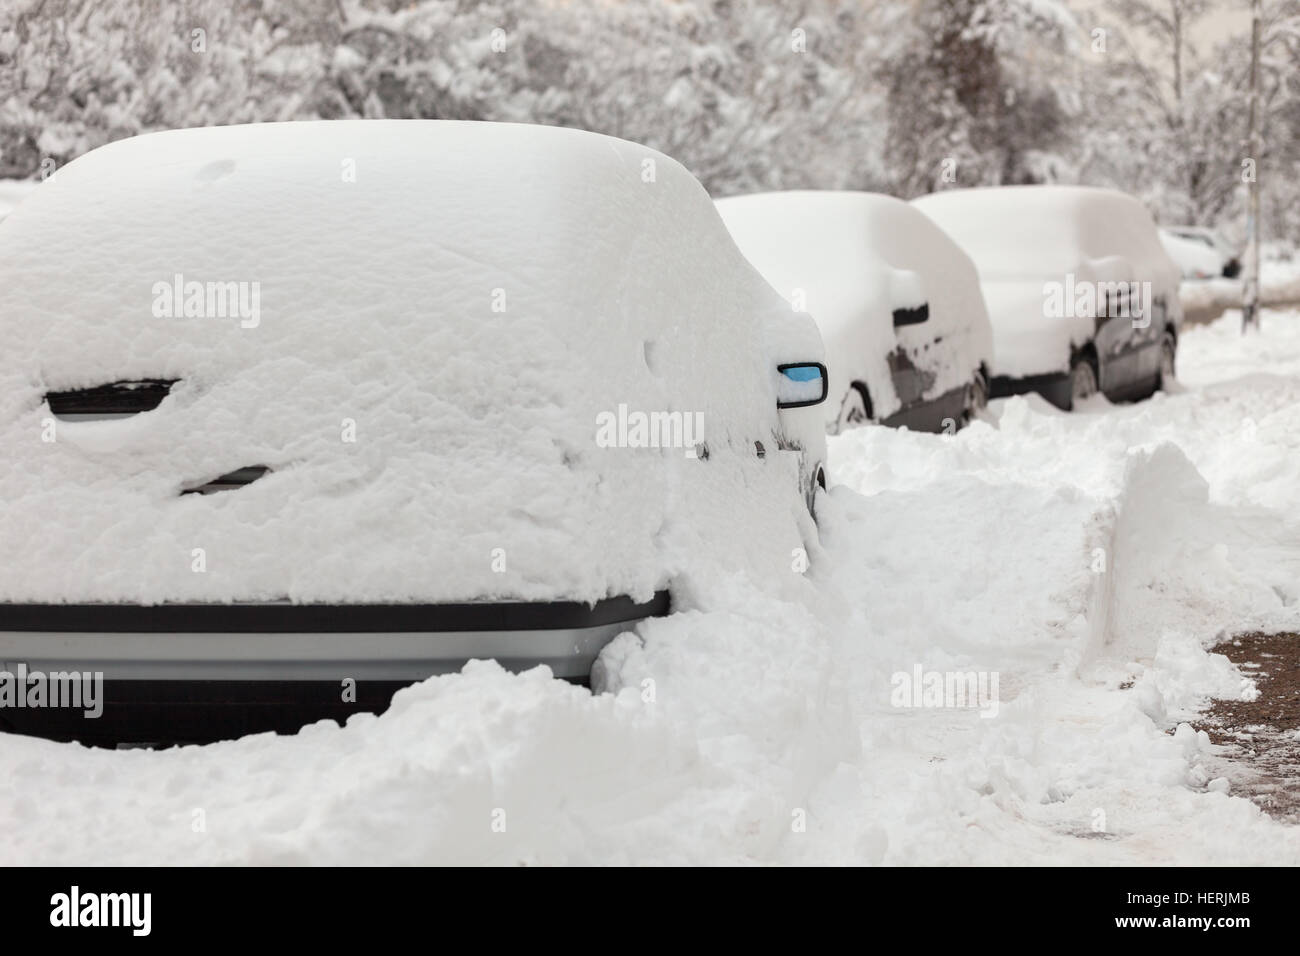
[1243,0,1262,333]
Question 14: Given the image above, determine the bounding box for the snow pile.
[913,186,1183,378]
[0,121,818,604]
[716,191,992,423]
[1179,257,1300,323]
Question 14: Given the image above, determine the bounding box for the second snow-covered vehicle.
[914,186,1183,411]
[1165,225,1241,278]
[716,191,993,433]
[1160,228,1223,280]
[0,120,828,744]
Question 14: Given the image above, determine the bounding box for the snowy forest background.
[1,0,1298,240]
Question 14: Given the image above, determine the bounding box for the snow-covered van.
[913,186,1183,410]
[0,121,828,743]
[716,191,994,433]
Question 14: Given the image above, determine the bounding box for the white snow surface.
[3,308,1300,864]
[0,121,822,604]
[913,186,1183,379]
[0,179,37,221]
[716,191,993,424]
[1179,256,1300,321]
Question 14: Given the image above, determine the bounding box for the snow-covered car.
[913,186,1183,410]
[716,191,994,433]
[0,179,38,223]
[1165,225,1241,278]
[0,120,828,744]
[1160,228,1225,280]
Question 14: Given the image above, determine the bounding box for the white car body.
[0,120,827,740]
[1160,228,1224,279]
[0,179,38,223]
[1166,225,1240,271]
[913,186,1183,407]
[716,191,993,432]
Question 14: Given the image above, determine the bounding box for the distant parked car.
[0,120,828,744]
[1160,229,1224,280]
[913,186,1183,411]
[1166,226,1242,278]
[716,191,993,434]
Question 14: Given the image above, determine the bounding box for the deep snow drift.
[1,309,1299,865]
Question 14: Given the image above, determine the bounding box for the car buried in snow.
[913,186,1184,411]
[0,120,828,745]
[716,191,994,434]
[1164,225,1242,278]
[1160,228,1224,280]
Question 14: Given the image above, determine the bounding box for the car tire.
[1069,354,1099,408]
[835,382,872,433]
[961,369,988,425]
[1157,333,1177,391]
[803,462,827,520]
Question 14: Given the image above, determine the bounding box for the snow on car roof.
[716,190,991,422]
[0,179,38,221]
[0,121,813,604]
[913,185,1180,289]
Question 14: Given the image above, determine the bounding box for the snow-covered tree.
[1078,0,1300,238]
[875,0,1081,197]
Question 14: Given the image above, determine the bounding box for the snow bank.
[914,186,1183,378]
[1179,258,1300,324]
[0,121,818,604]
[716,191,992,423]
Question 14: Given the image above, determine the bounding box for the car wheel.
[1070,355,1099,407]
[961,370,988,425]
[1157,334,1177,391]
[835,383,872,432]
[804,463,826,519]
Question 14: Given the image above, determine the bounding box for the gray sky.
[1197,3,1251,46]
[1073,0,1250,55]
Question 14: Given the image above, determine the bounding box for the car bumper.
[990,371,1073,411]
[879,382,969,433]
[0,592,669,744]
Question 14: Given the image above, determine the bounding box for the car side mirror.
[776,362,828,409]
[892,303,929,327]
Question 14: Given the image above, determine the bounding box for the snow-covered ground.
[1180,257,1300,323]
[2,309,1299,865]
